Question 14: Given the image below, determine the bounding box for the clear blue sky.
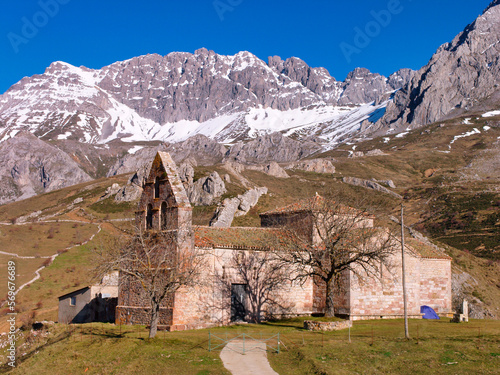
[0,0,492,94]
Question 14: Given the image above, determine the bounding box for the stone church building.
[115,152,452,330]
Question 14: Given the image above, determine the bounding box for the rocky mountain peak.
[0,49,412,146]
[338,67,389,105]
[378,0,500,131]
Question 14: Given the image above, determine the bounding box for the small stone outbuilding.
[58,272,118,324]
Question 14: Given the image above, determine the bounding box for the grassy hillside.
[0,174,134,331]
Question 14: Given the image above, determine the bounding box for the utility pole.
[401,203,409,339]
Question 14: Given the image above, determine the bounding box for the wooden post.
[401,203,409,339]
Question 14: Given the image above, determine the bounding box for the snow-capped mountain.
[0,49,411,146]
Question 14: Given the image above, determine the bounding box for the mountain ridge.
[377,0,500,132]
[0,0,499,205]
[0,49,410,146]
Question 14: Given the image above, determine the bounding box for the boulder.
[210,187,268,227]
[263,162,289,178]
[342,177,402,199]
[99,183,121,201]
[114,184,143,202]
[188,171,226,206]
[287,159,335,174]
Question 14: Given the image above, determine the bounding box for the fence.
[208,331,280,354]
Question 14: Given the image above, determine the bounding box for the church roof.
[193,226,451,260]
[405,238,452,260]
[149,151,190,207]
[194,226,285,250]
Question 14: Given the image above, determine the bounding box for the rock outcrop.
[210,187,268,228]
[247,162,289,178]
[378,1,500,131]
[165,135,227,166]
[342,177,401,198]
[106,145,165,178]
[188,171,226,206]
[0,132,91,205]
[99,183,121,201]
[114,183,142,202]
[226,132,321,163]
[177,158,196,188]
[287,159,336,174]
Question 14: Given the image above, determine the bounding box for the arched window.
[154,177,160,199]
[161,202,168,230]
[146,204,153,230]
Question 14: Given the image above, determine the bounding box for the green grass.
[3,318,500,374]
[89,198,135,215]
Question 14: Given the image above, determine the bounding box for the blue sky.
[0,0,492,94]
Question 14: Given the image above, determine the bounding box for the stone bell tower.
[115,151,194,329]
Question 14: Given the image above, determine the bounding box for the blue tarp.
[420,305,440,319]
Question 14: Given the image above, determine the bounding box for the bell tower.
[116,151,194,329]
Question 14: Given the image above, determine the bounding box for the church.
[114,152,452,330]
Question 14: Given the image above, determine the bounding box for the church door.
[230,284,248,322]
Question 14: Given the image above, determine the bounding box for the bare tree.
[94,229,204,338]
[227,250,292,323]
[271,195,396,317]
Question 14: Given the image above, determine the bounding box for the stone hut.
[58,272,118,324]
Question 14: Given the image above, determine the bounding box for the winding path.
[0,218,102,297]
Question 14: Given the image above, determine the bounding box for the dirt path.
[220,339,279,375]
[0,217,102,298]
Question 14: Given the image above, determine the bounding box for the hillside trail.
[0,209,105,298]
[220,339,279,375]
[0,201,136,302]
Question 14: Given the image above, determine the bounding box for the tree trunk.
[324,278,336,317]
[149,302,160,338]
[256,303,261,324]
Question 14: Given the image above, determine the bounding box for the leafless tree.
[94,229,204,338]
[227,250,292,323]
[272,195,397,317]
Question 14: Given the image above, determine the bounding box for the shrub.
[41,258,52,267]
[47,226,55,239]
[20,311,37,331]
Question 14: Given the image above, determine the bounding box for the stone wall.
[167,247,316,330]
[419,258,452,314]
[349,251,422,318]
[346,250,451,320]
[304,320,352,331]
[115,306,173,326]
[333,270,351,316]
